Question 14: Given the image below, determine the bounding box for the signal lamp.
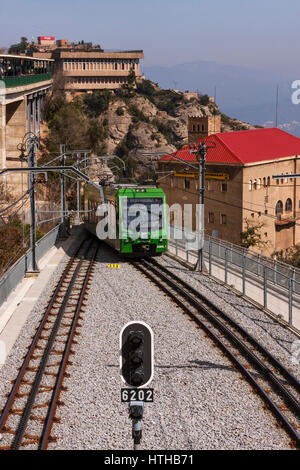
[120,321,153,388]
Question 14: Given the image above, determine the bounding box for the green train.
[84,184,168,257]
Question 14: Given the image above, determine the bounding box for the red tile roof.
[161,128,300,165]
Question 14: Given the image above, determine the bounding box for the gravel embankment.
[157,254,300,380]
[0,240,296,450]
[46,243,293,450]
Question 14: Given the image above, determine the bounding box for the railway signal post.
[120,321,154,449]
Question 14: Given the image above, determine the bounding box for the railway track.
[132,257,300,448]
[0,237,98,450]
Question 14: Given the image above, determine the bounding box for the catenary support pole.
[60,152,69,238]
[194,142,206,271]
[27,96,39,274]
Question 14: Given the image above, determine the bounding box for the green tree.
[46,101,89,151]
[83,90,111,116]
[19,37,28,53]
[198,94,210,106]
[127,68,136,88]
[116,69,137,98]
[241,218,268,249]
[88,119,108,153]
[136,79,156,98]
[272,245,300,268]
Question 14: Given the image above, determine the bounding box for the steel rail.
[0,238,87,435]
[10,238,95,450]
[39,244,98,449]
[148,257,300,394]
[133,258,300,447]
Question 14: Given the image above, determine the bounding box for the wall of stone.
[188,115,221,143]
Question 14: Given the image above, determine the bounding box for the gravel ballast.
[0,241,297,450]
[157,254,300,380]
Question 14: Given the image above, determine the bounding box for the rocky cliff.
[82,79,258,159]
[44,78,259,180]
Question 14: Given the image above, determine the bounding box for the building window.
[253,179,257,190]
[275,200,283,216]
[285,198,292,212]
[209,212,215,223]
[184,179,190,189]
[263,177,266,187]
[221,182,227,192]
[267,176,270,186]
[220,214,227,224]
[258,178,261,189]
[249,180,252,191]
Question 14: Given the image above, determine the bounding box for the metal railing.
[168,225,300,328]
[0,224,61,308]
[203,234,300,293]
[2,73,52,88]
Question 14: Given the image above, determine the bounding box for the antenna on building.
[214,85,217,133]
[275,84,279,128]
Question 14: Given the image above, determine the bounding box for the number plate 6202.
[121,388,154,402]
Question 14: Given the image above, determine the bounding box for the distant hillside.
[143,60,300,137]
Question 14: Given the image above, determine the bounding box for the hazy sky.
[1,0,300,75]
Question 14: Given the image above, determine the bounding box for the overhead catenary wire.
[157,167,300,217]
[0,189,32,215]
[159,179,300,228]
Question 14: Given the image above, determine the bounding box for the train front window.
[122,197,163,232]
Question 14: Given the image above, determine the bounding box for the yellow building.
[159,128,300,256]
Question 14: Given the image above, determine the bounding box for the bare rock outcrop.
[86,81,258,166]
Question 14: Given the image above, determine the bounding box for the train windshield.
[122,197,163,233]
